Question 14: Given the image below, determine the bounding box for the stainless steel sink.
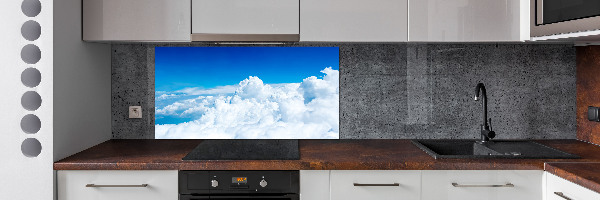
[412,140,579,159]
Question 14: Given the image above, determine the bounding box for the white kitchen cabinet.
[300,170,330,200]
[330,170,421,200]
[545,172,600,200]
[409,0,529,42]
[191,0,299,41]
[83,0,191,41]
[422,170,543,200]
[57,170,178,200]
[300,0,408,42]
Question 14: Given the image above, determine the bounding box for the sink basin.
[412,140,579,159]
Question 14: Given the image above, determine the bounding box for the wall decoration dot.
[21,0,41,17]
[21,68,41,88]
[20,114,41,134]
[21,138,42,157]
[21,20,41,41]
[21,44,41,64]
[21,91,42,111]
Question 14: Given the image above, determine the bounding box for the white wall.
[53,0,111,162]
[0,0,54,199]
[0,0,110,199]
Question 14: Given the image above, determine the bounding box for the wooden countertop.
[545,162,600,194]
[54,139,600,171]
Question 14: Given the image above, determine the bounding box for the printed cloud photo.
[154,47,340,139]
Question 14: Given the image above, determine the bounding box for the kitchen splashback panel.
[112,43,576,140]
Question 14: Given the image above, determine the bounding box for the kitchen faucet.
[474,83,495,143]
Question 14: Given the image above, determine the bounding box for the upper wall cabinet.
[300,0,408,42]
[191,0,300,41]
[83,0,191,42]
[409,0,530,42]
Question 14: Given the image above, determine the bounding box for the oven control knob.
[259,179,267,187]
[211,180,219,188]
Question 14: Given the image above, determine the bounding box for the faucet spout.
[474,83,488,129]
[474,83,495,142]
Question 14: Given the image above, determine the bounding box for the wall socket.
[129,106,142,119]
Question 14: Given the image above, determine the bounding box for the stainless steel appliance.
[179,171,299,199]
[532,0,600,37]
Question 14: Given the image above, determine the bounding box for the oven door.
[180,194,299,200]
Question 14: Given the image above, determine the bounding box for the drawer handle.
[451,183,514,188]
[86,184,149,188]
[353,183,400,186]
[554,192,573,200]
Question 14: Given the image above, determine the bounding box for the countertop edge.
[545,162,600,194]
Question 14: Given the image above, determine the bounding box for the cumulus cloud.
[155,67,339,139]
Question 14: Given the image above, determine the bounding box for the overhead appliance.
[531,0,600,41]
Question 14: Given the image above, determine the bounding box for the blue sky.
[155,47,340,92]
[154,46,340,127]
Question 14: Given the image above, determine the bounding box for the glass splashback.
[155,47,339,139]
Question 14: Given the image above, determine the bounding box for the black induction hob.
[182,140,300,160]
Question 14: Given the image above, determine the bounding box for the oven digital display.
[232,177,247,184]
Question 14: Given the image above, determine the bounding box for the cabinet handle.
[451,183,514,188]
[353,183,400,186]
[86,184,149,188]
[554,192,573,200]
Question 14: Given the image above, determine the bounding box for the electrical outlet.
[129,106,142,119]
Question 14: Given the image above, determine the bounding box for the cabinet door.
[330,170,420,200]
[546,172,600,200]
[57,170,178,200]
[409,0,529,42]
[422,170,542,200]
[192,0,299,35]
[300,0,408,42]
[83,0,191,41]
[300,170,330,200]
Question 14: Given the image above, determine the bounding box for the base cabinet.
[57,170,600,200]
[422,170,542,200]
[545,172,600,200]
[330,170,421,200]
[300,170,330,200]
[57,170,178,200]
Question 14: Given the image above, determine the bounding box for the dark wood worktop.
[54,139,600,171]
[545,162,600,194]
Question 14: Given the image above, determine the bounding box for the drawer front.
[422,170,542,200]
[330,170,421,200]
[546,172,600,200]
[57,170,178,200]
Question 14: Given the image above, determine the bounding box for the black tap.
[474,83,495,142]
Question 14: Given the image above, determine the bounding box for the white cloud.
[156,93,180,100]
[155,67,339,139]
[176,85,237,96]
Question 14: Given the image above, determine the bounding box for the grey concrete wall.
[112,43,576,139]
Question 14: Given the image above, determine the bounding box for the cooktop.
[182,140,300,160]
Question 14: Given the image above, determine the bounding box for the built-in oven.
[179,171,299,200]
[532,0,600,37]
